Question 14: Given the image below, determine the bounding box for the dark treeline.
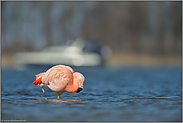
[2,1,182,55]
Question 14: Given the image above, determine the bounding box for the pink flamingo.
[33,65,85,100]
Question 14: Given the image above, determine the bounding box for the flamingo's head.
[74,72,85,93]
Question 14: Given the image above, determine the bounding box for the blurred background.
[1,1,182,68]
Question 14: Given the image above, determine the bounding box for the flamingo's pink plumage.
[33,65,85,99]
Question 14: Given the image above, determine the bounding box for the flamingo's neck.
[65,73,79,93]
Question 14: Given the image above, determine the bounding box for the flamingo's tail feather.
[33,72,45,85]
[35,72,45,79]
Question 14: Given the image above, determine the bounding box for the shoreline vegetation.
[106,52,181,67]
[1,53,181,68]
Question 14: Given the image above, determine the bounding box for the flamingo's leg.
[42,87,47,100]
[58,93,59,100]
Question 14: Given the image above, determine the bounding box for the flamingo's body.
[33,65,85,99]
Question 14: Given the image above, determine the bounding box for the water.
[1,66,182,122]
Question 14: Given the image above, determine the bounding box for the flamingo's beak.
[77,88,83,93]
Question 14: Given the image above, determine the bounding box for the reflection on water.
[1,66,182,122]
[33,99,82,102]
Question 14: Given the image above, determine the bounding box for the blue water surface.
[1,66,182,122]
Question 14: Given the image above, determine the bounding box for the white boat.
[14,38,103,67]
